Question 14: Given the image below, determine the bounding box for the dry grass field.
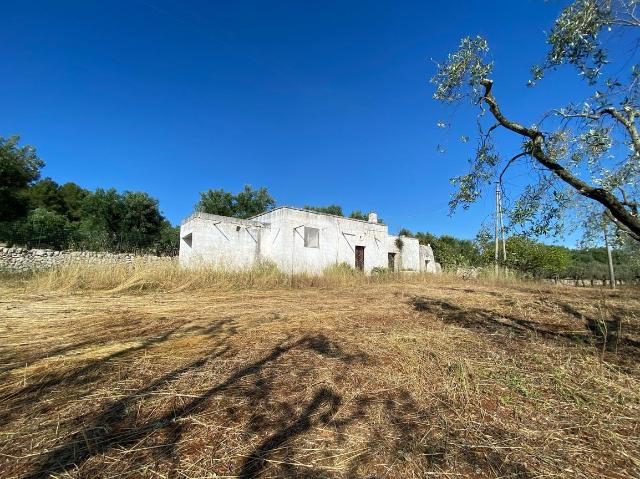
[1,265,639,478]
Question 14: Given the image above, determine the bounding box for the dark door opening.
[388,252,396,270]
[355,246,365,271]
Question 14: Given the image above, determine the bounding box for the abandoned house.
[179,206,441,274]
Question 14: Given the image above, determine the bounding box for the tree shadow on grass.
[0,318,240,425]
[351,389,533,479]
[23,334,368,478]
[559,302,640,352]
[411,296,640,363]
[11,326,541,478]
[0,339,97,375]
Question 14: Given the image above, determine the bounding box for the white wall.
[420,244,439,273]
[386,235,420,271]
[179,213,265,269]
[252,208,389,274]
[179,208,436,275]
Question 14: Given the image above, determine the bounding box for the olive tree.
[432,0,640,242]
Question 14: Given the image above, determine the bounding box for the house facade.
[179,206,441,274]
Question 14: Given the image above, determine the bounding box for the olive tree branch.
[553,106,640,153]
[479,78,640,238]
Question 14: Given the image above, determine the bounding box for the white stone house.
[179,206,440,274]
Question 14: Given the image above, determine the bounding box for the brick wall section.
[0,247,175,273]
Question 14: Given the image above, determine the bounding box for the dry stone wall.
[0,247,175,273]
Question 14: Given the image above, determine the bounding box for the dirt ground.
[1,277,639,478]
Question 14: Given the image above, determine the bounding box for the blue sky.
[2,0,582,239]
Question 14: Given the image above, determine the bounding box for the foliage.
[303,205,384,223]
[197,185,275,219]
[350,209,384,224]
[400,228,485,269]
[26,178,91,220]
[0,136,44,222]
[120,192,166,251]
[432,35,493,102]
[2,174,178,254]
[303,204,344,216]
[323,262,360,277]
[431,0,640,242]
[349,210,368,221]
[488,237,572,278]
[59,182,90,221]
[371,266,391,275]
[154,222,180,256]
[27,178,66,213]
[74,189,168,252]
[400,227,635,280]
[7,208,72,250]
[561,245,640,281]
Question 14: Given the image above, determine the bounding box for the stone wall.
[0,247,175,273]
[543,278,630,287]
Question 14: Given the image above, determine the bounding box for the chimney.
[368,212,378,224]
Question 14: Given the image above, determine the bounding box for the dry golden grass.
[9,260,418,293]
[0,264,639,478]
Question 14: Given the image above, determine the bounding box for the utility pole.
[498,184,507,263]
[494,183,499,276]
[603,224,616,289]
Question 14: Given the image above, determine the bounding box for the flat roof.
[249,206,383,226]
[180,211,265,227]
[181,206,385,228]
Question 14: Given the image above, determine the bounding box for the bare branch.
[498,152,529,184]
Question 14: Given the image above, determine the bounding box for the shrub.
[324,262,359,277]
[371,266,390,275]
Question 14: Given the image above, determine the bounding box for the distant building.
[179,206,441,274]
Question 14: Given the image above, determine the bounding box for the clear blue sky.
[2,0,579,239]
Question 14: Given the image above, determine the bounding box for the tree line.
[0,136,178,254]
[1,136,385,254]
[3,133,637,279]
[398,228,640,282]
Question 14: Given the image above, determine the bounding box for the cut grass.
[0,266,638,478]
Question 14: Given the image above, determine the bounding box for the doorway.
[388,252,396,271]
[355,246,365,271]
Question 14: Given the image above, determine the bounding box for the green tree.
[349,210,368,221]
[76,189,169,252]
[58,182,89,221]
[196,189,235,217]
[10,208,71,249]
[400,229,484,268]
[431,1,640,242]
[196,185,275,219]
[75,188,123,250]
[304,204,344,216]
[234,185,276,218]
[481,237,572,278]
[0,136,44,222]
[27,178,66,214]
[118,192,165,250]
[154,221,180,255]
